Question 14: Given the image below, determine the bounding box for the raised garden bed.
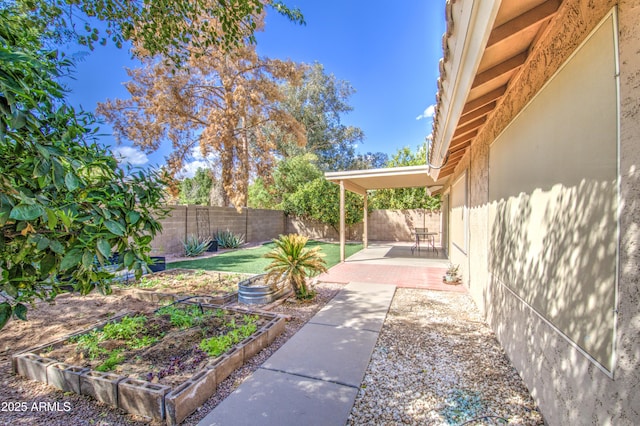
[114,269,252,305]
[12,300,285,425]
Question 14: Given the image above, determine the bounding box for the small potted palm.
[264,234,328,300]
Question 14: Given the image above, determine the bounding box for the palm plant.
[264,234,328,300]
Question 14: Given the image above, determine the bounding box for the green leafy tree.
[179,168,214,205]
[275,62,365,171]
[248,154,322,209]
[10,0,304,66]
[0,9,167,330]
[285,178,364,232]
[349,151,389,170]
[369,143,441,210]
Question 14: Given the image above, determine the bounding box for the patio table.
[411,228,438,255]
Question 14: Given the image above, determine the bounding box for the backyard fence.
[150,205,441,256]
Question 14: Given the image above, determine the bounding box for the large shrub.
[0,10,167,329]
[284,178,364,232]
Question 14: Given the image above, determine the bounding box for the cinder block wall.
[368,209,441,245]
[152,206,442,255]
[151,206,286,255]
[285,217,363,241]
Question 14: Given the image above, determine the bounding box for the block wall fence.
[150,206,442,256]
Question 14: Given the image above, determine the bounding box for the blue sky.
[63,1,446,174]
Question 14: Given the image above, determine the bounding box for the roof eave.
[429,0,502,180]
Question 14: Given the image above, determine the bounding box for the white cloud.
[178,160,210,179]
[112,146,149,166]
[176,147,219,178]
[416,104,436,121]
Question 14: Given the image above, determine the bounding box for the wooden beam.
[440,159,462,176]
[462,86,507,115]
[342,180,367,196]
[459,102,496,126]
[472,52,527,89]
[487,0,561,47]
[438,168,454,178]
[453,116,486,139]
[449,141,471,156]
[449,129,477,148]
[446,148,468,161]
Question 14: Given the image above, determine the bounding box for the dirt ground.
[0,281,342,426]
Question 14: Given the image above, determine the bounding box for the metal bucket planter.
[238,274,291,305]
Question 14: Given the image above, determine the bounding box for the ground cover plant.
[168,240,362,273]
[42,303,267,387]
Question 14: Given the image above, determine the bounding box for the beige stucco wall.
[443,0,639,424]
[488,14,618,372]
[447,154,471,292]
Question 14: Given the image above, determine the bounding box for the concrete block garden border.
[12,303,286,424]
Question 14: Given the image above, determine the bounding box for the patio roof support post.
[363,191,368,249]
[340,180,346,262]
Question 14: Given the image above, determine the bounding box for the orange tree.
[0,10,167,330]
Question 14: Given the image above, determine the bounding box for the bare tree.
[99,16,306,208]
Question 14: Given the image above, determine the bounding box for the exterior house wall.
[442,1,639,424]
[447,154,471,293]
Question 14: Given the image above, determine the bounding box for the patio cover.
[325,165,449,261]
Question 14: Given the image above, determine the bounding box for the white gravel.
[347,288,544,425]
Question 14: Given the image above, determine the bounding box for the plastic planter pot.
[149,257,166,273]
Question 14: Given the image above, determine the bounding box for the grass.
[168,240,363,274]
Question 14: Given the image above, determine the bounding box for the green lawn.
[168,240,363,274]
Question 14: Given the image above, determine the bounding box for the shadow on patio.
[318,241,466,292]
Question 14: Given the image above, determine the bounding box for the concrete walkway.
[197,281,396,426]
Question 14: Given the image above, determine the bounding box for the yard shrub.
[264,234,327,300]
[0,9,168,330]
[215,230,245,249]
[183,235,212,257]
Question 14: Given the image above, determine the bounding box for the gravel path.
[347,288,544,425]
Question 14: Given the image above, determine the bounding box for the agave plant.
[183,235,212,257]
[264,234,328,300]
[215,230,246,249]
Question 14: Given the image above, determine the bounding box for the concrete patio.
[319,241,466,292]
